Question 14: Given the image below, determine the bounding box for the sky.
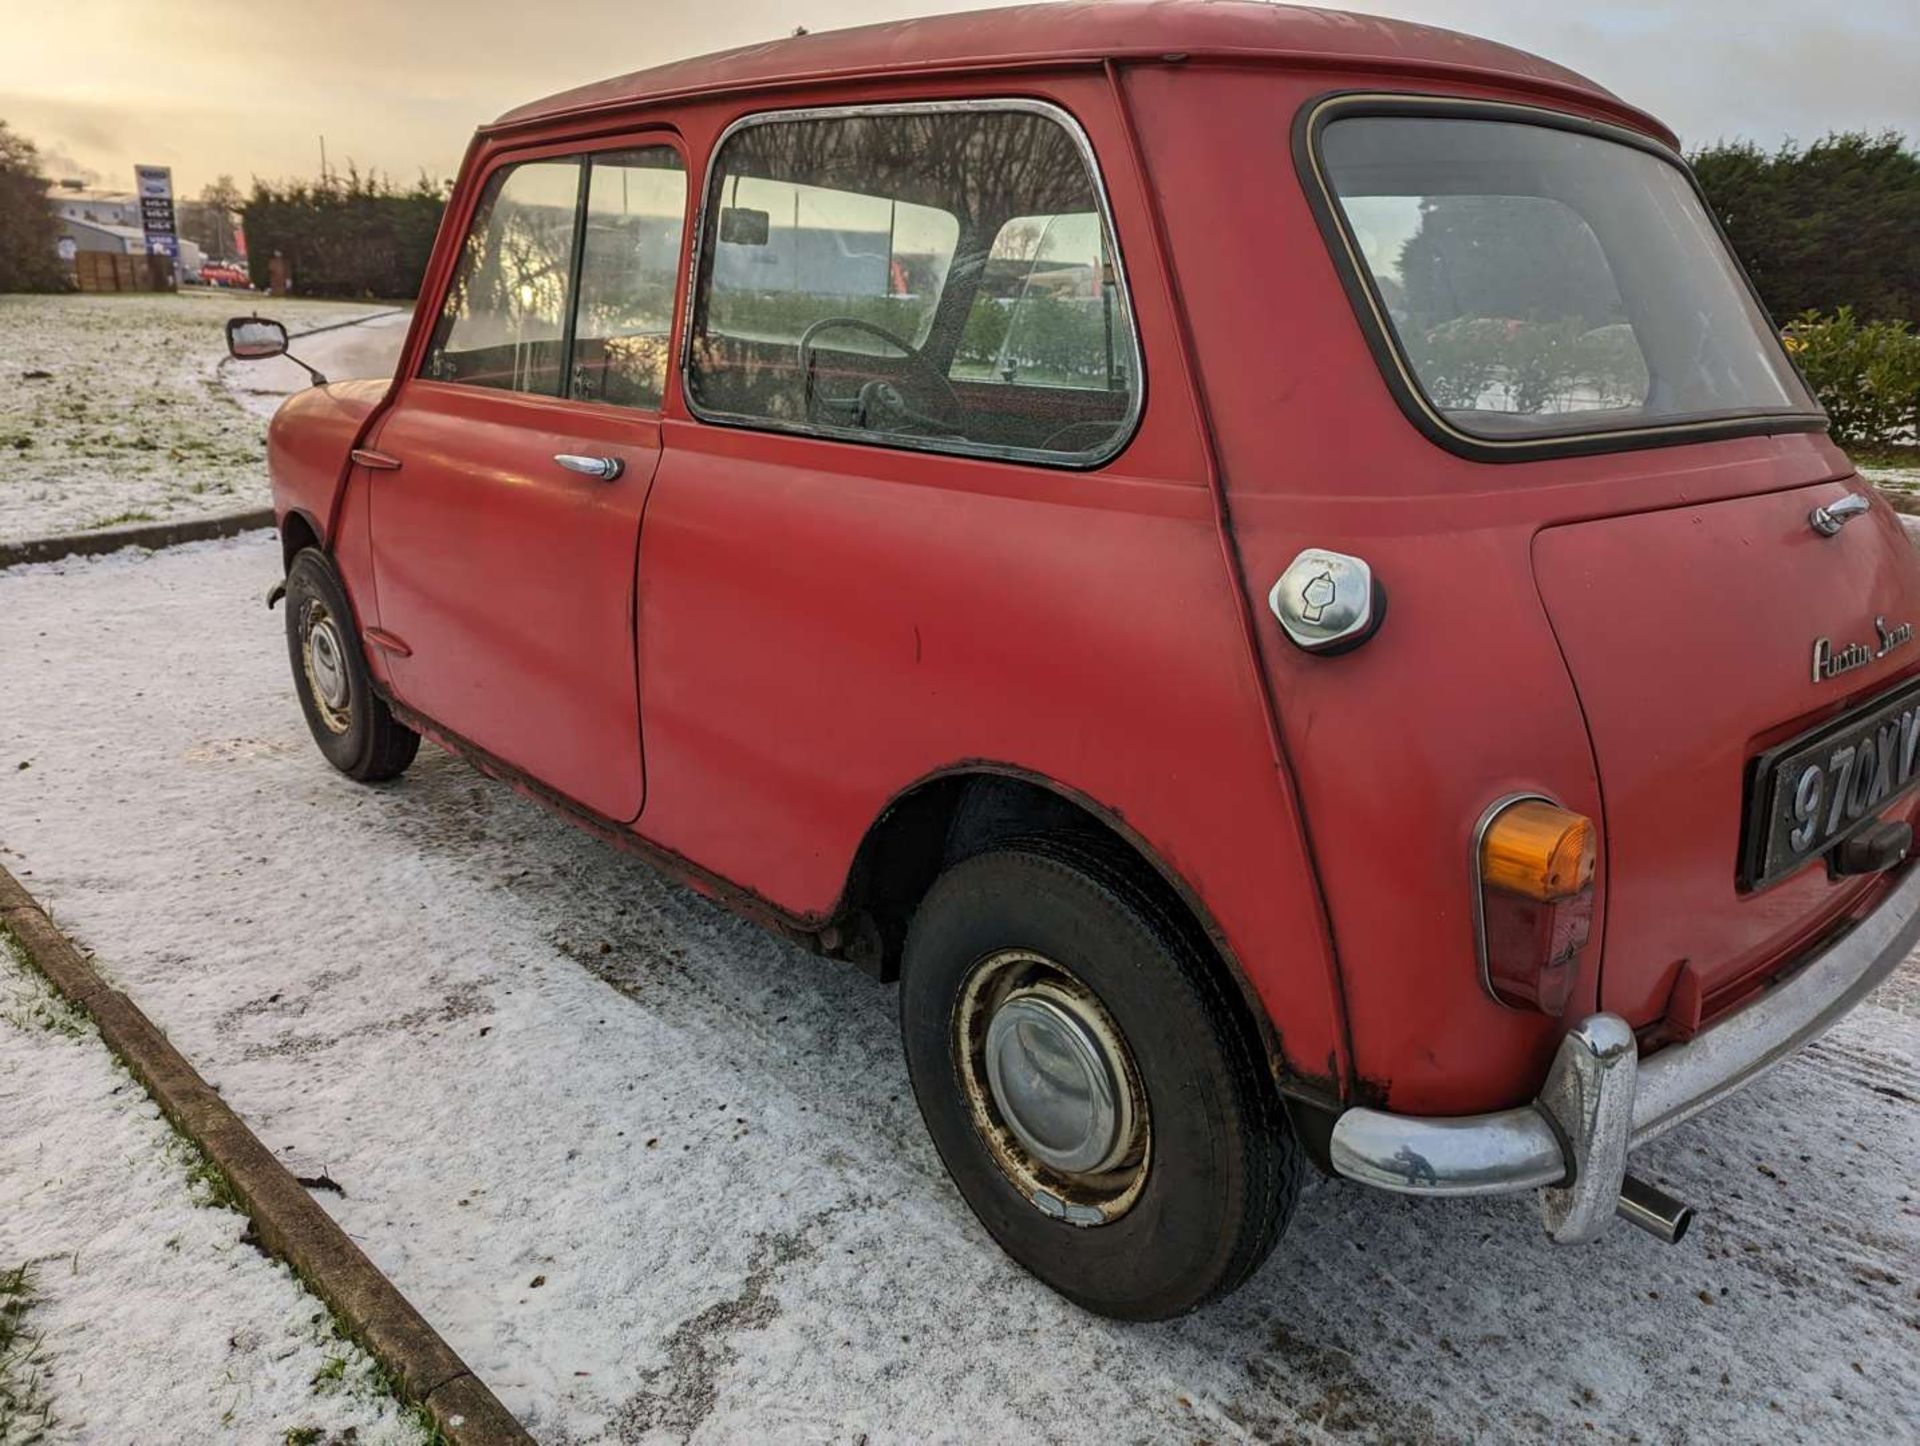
[2,0,1915,199]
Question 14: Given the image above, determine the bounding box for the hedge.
[1783,309,1920,450]
[241,171,448,300]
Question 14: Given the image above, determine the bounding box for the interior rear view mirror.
[719,207,771,246]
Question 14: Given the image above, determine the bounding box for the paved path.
[222,308,414,420]
[1,535,1916,1444]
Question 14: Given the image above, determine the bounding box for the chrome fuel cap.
[1269,548,1380,653]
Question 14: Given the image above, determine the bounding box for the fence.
[72,251,176,294]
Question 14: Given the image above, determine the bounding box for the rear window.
[1310,108,1820,451]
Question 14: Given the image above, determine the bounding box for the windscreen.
[1318,116,1818,441]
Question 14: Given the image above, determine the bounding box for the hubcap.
[300,602,352,734]
[955,950,1150,1226]
[984,988,1131,1175]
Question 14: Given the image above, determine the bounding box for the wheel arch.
[833,762,1290,1081]
[278,508,324,572]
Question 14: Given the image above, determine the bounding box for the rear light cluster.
[1476,798,1597,1016]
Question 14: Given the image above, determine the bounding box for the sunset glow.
[4,0,1913,201]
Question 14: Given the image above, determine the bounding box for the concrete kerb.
[0,509,277,569]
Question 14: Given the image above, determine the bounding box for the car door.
[367,141,688,822]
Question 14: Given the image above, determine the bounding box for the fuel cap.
[1269,548,1384,654]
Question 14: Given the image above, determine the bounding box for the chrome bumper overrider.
[1329,861,1920,1243]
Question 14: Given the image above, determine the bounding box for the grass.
[0,292,386,545]
[1851,442,1920,471]
[180,1151,243,1213]
[296,1309,448,1445]
[83,509,159,530]
[0,933,85,1040]
[310,1353,349,1391]
[0,1264,55,1444]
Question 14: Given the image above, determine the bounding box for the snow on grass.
[1,533,1917,1443]
[0,295,389,544]
[0,1256,54,1445]
[1857,445,1920,510]
[0,927,429,1444]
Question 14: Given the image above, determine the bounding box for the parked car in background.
[227,1,1920,1320]
[198,261,251,288]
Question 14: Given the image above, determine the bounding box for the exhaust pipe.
[1616,1174,1694,1244]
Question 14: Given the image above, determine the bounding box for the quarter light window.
[687,104,1141,465]
[423,160,581,396]
[952,212,1130,400]
[572,148,687,410]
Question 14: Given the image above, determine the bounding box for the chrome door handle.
[1810,494,1869,536]
[554,453,623,481]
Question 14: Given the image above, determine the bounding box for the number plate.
[1742,677,1920,891]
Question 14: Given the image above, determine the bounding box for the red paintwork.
[264,3,1917,1119]
[367,382,661,822]
[1535,483,1920,1023]
[267,379,386,546]
[489,2,1665,144]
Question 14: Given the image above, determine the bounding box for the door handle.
[554,453,624,482]
[1809,493,1869,536]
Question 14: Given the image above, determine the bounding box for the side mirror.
[719,206,770,247]
[225,314,327,385]
[227,315,289,360]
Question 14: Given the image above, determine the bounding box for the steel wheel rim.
[300,600,352,735]
[955,949,1150,1226]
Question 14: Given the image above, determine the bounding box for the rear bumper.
[1328,860,1920,1242]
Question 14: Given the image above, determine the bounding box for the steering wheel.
[797,316,967,435]
[1038,418,1125,456]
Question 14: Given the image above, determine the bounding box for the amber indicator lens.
[1480,800,1595,902]
[1478,800,1598,1016]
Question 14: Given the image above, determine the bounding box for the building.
[46,183,142,229]
[47,182,207,279]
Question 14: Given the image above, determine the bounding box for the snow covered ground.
[1,533,1916,1444]
[0,295,400,543]
[0,932,427,1443]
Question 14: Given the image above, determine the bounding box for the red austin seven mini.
[228,3,1920,1319]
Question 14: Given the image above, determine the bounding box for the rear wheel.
[900,834,1302,1319]
[284,549,419,783]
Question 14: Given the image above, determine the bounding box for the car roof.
[489,1,1663,141]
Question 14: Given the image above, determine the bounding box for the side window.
[953,212,1129,393]
[705,175,958,353]
[423,159,581,396]
[686,104,1141,465]
[571,148,688,410]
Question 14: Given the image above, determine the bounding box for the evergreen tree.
[1691,131,1920,325]
[0,120,66,293]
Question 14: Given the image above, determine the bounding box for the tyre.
[283,548,419,783]
[900,834,1302,1320]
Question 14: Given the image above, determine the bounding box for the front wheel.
[283,549,419,783]
[900,835,1303,1320]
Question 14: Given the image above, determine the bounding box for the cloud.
[34,145,99,185]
